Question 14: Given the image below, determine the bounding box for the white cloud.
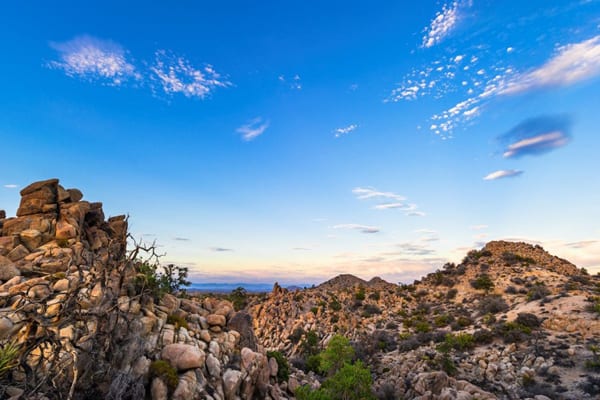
[279,74,302,90]
[332,224,380,234]
[150,50,230,99]
[334,124,358,138]
[470,224,488,230]
[48,35,139,85]
[407,211,426,217]
[373,203,407,210]
[236,117,269,141]
[483,169,523,180]
[352,187,405,202]
[501,35,600,94]
[3,184,18,189]
[502,131,569,158]
[422,2,462,48]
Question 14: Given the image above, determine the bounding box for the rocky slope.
[0,179,304,400]
[251,241,600,399]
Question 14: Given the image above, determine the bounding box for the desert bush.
[136,261,190,299]
[527,284,551,301]
[374,383,399,400]
[505,285,518,294]
[289,327,305,344]
[267,351,290,382]
[494,321,531,343]
[355,287,366,301]
[368,291,380,301]
[149,360,178,392]
[446,288,458,300]
[413,321,431,333]
[437,333,475,353]
[471,274,494,292]
[398,336,421,352]
[502,252,535,265]
[434,314,452,327]
[329,299,342,311]
[515,312,541,328]
[478,294,509,314]
[229,287,248,311]
[473,329,494,344]
[166,314,188,330]
[362,304,382,317]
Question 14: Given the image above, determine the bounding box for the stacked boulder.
[0,179,295,400]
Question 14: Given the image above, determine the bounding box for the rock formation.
[0,179,299,400]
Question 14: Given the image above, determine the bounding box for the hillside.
[250,240,600,399]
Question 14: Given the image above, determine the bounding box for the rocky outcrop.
[0,179,297,400]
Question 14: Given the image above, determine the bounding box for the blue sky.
[1,1,600,284]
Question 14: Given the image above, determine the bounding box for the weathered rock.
[223,369,243,400]
[207,314,226,327]
[159,293,180,314]
[7,244,29,261]
[161,343,205,371]
[172,370,198,400]
[0,317,14,338]
[19,229,43,251]
[0,255,20,281]
[67,188,83,202]
[206,353,221,377]
[227,311,258,351]
[151,377,168,400]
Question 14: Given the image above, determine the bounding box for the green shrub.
[494,321,532,343]
[302,330,320,356]
[136,262,190,299]
[0,341,20,377]
[319,335,355,375]
[434,314,452,327]
[478,294,508,314]
[355,287,366,301]
[321,361,375,400]
[437,333,474,353]
[150,360,178,392]
[329,300,342,311]
[229,287,248,311]
[471,274,494,292]
[413,321,431,333]
[267,351,290,382]
[166,314,189,330]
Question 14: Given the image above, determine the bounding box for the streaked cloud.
[48,35,139,85]
[237,117,270,141]
[334,124,358,138]
[407,211,426,217]
[151,50,230,99]
[470,225,488,230]
[3,184,18,189]
[500,115,571,158]
[501,35,600,95]
[173,237,190,241]
[373,202,407,210]
[422,2,466,48]
[333,224,380,234]
[397,242,436,256]
[352,187,405,202]
[483,169,523,181]
[210,247,233,252]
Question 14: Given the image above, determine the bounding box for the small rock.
[151,377,168,400]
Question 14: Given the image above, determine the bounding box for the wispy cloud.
[333,224,380,234]
[48,35,139,85]
[352,187,405,202]
[353,187,425,216]
[3,184,18,189]
[407,211,426,217]
[470,225,488,230]
[397,242,436,256]
[210,247,233,252]
[483,169,523,181]
[173,237,190,241]
[501,35,600,94]
[237,117,270,141]
[499,115,571,158]
[422,2,465,48]
[278,74,302,90]
[150,50,230,99]
[334,124,358,138]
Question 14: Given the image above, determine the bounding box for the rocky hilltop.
[251,241,600,399]
[1,179,599,400]
[0,179,303,400]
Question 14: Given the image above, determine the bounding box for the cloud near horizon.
[332,224,380,234]
[499,115,571,158]
[483,169,523,181]
[210,247,234,252]
[237,118,270,141]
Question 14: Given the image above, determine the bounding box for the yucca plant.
[0,341,20,377]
